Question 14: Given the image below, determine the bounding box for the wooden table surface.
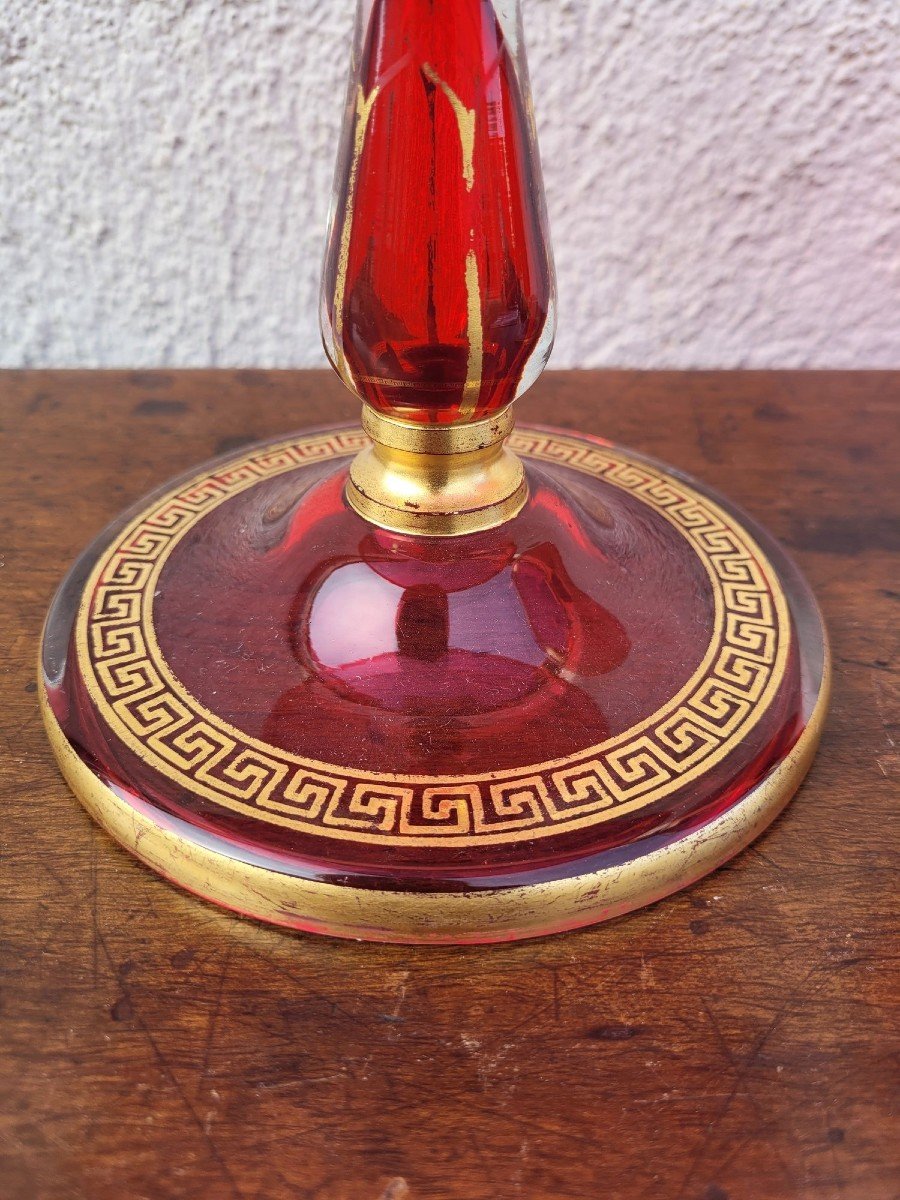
[1,370,897,1200]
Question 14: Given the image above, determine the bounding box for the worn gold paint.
[331,84,379,391]
[459,246,485,421]
[421,63,484,423]
[422,63,476,191]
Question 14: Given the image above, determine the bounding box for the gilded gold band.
[361,403,516,453]
[39,656,830,944]
[346,404,528,536]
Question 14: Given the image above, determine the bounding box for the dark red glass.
[38,0,829,943]
[43,440,817,888]
[321,0,555,424]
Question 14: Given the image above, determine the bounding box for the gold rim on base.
[39,655,830,944]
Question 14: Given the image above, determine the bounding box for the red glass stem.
[322,0,554,424]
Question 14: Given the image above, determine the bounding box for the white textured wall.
[1,1,897,369]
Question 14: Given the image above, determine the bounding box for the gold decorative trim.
[347,476,528,537]
[331,83,380,390]
[71,427,793,849]
[421,63,476,192]
[420,61,482,419]
[347,404,527,535]
[362,403,516,454]
[40,656,830,943]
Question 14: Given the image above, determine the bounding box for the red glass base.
[40,424,829,943]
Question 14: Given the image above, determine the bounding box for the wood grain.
[1,370,897,1200]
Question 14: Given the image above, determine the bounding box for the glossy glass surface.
[320,0,555,423]
[155,465,715,777]
[43,432,823,912]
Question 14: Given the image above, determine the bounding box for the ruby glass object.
[39,0,829,943]
[321,0,556,424]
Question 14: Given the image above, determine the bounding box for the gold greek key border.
[40,656,830,942]
[74,427,791,847]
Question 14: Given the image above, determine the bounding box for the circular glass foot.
[41,424,829,943]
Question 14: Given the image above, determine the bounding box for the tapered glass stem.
[321,0,556,426]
